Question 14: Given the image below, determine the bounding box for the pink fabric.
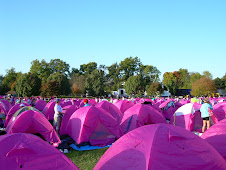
[6,110,60,144]
[67,106,123,146]
[34,99,47,111]
[4,103,30,127]
[42,101,55,120]
[213,102,226,121]
[0,133,78,170]
[59,105,78,135]
[94,124,226,170]
[201,119,226,161]
[120,104,166,134]
[96,101,123,124]
[114,100,134,113]
[0,99,12,114]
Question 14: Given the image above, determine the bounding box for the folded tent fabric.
[0,133,78,170]
[94,124,226,170]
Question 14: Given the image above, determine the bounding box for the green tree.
[49,59,70,76]
[162,72,180,95]
[125,75,145,96]
[106,63,120,90]
[30,59,52,82]
[202,71,213,79]
[178,68,191,89]
[80,62,97,75]
[146,82,164,96]
[190,72,202,85]
[1,68,19,93]
[41,80,60,97]
[214,77,225,89]
[143,65,161,84]
[85,69,105,96]
[16,72,41,97]
[119,57,143,81]
[47,72,71,95]
[191,77,217,96]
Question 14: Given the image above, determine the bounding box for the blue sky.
[0,0,225,79]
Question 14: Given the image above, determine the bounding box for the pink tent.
[67,106,123,146]
[4,103,30,127]
[169,103,204,131]
[59,105,78,135]
[42,101,55,120]
[94,124,226,170]
[213,102,226,121]
[114,100,134,113]
[0,133,78,170]
[6,110,60,144]
[95,101,123,124]
[201,119,226,161]
[34,99,47,111]
[0,99,12,114]
[61,99,73,107]
[120,104,166,134]
[161,101,181,120]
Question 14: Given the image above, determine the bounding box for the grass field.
[65,148,108,170]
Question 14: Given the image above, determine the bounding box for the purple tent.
[0,99,12,114]
[169,103,204,131]
[201,119,226,161]
[6,110,60,144]
[0,133,78,170]
[95,101,123,124]
[59,105,78,135]
[120,104,166,134]
[67,106,123,146]
[114,100,134,113]
[94,124,226,170]
[4,103,30,127]
[34,99,47,111]
[212,102,226,121]
[42,101,55,120]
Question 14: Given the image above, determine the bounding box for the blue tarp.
[70,144,112,151]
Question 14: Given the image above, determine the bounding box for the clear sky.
[0,0,225,79]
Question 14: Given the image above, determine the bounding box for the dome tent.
[34,99,47,111]
[94,124,226,170]
[120,104,166,134]
[6,109,60,144]
[0,133,78,170]
[67,106,123,146]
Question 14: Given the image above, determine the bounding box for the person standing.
[200,98,213,133]
[53,99,64,136]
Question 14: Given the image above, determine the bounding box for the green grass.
[65,148,108,170]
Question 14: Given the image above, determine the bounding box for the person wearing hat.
[200,98,213,133]
[53,99,64,135]
[83,99,90,107]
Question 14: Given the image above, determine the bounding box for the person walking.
[200,98,213,133]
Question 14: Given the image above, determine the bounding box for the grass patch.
[65,148,108,170]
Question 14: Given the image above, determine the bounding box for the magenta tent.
[95,101,123,124]
[94,124,226,170]
[42,101,55,120]
[169,103,204,131]
[114,100,134,113]
[34,99,47,111]
[201,119,226,161]
[4,103,30,127]
[67,106,123,146]
[0,133,78,170]
[59,105,78,135]
[212,102,226,121]
[0,99,12,115]
[6,110,60,144]
[120,104,166,134]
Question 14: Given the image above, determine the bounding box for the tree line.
[0,57,225,97]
